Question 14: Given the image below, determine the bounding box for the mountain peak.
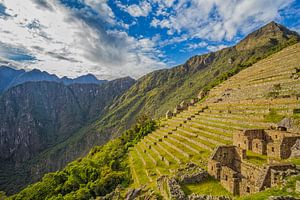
[236,21,300,51]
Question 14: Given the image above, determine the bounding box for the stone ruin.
[175,162,209,184]
[157,163,232,200]
[290,139,300,158]
[166,110,173,119]
[233,129,300,159]
[198,90,208,99]
[208,127,300,196]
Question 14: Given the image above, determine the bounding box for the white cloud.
[0,0,166,79]
[207,44,228,52]
[118,1,152,17]
[83,0,116,24]
[187,42,208,50]
[152,0,293,41]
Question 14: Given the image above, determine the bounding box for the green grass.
[290,158,300,166]
[245,151,268,166]
[181,176,232,196]
[264,109,285,123]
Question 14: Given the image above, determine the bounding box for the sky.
[0,0,299,80]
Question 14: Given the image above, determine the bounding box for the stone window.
[246,186,250,193]
[256,143,258,148]
[211,166,213,170]
[271,147,275,152]
[275,135,277,139]
[224,175,228,181]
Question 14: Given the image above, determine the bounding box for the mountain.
[0,67,107,93]
[0,77,135,194]
[9,38,300,200]
[0,67,25,93]
[1,21,299,195]
[61,74,106,85]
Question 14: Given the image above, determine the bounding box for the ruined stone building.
[233,129,300,159]
[208,128,300,196]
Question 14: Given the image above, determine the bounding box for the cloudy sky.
[0,0,299,80]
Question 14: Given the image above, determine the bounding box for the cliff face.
[0,77,135,194]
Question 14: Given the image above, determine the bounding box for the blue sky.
[0,0,299,80]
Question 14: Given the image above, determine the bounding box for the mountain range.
[0,21,299,196]
[0,66,107,94]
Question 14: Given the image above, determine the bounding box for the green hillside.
[4,22,300,199]
[6,42,300,200]
[32,22,300,183]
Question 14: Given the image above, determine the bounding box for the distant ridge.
[0,66,108,93]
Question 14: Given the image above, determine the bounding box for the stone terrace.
[128,43,300,191]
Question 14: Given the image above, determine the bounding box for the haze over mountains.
[0,66,108,94]
[0,21,299,197]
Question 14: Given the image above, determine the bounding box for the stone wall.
[219,166,240,195]
[280,137,300,159]
[175,162,209,184]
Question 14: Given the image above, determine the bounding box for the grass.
[264,109,285,123]
[181,176,232,197]
[290,158,300,166]
[245,151,268,166]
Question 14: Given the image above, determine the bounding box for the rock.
[290,139,300,158]
[125,188,142,200]
[188,194,232,200]
[157,176,186,200]
[277,118,293,131]
[176,162,209,184]
[268,196,298,200]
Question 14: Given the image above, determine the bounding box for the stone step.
[168,136,200,154]
[185,123,232,139]
[189,120,233,134]
[129,152,140,186]
[151,131,191,159]
[182,125,227,146]
[172,131,212,151]
[147,135,181,164]
[143,138,171,167]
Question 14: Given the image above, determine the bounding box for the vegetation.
[9,116,156,200]
[264,109,285,123]
[181,176,232,196]
[245,151,268,166]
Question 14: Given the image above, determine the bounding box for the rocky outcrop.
[175,162,209,184]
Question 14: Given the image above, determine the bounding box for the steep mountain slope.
[14,22,299,195]
[2,21,299,195]
[0,66,107,93]
[9,42,300,199]
[97,22,299,133]
[0,77,135,194]
[129,43,300,197]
